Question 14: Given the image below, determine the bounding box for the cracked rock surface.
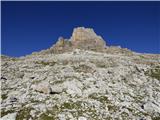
[1,48,160,120]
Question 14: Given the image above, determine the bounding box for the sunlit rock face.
[71,27,99,41]
[50,37,72,53]
[45,27,107,54]
[39,27,132,55]
[71,27,106,50]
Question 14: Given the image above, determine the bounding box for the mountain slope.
[1,27,160,120]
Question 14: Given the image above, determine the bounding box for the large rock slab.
[0,113,17,120]
[31,82,52,94]
[71,27,106,50]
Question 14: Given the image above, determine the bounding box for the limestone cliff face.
[71,27,106,50]
[48,27,107,53]
[71,27,98,41]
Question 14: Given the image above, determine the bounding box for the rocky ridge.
[1,27,160,120]
[45,27,107,54]
[37,27,132,55]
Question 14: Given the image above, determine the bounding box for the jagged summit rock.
[71,27,106,45]
[71,27,99,41]
[71,27,106,50]
[36,27,134,56]
[42,27,107,54]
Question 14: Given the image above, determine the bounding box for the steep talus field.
[1,49,160,120]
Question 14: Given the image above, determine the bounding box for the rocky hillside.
[1,27,160,120]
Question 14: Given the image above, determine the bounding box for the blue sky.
[1,1,160,57]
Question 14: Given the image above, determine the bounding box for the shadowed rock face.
[47,27,107,53]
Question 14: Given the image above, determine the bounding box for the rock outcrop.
[34,27,133,55]
[70,27,106,50]
[31,82,52,94]
[0,113,17,120]
[43,27,107,54]
[50,37,72,53]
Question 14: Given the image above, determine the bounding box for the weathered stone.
[0,113,17,120]
[78,116,87,120]
[56,37,66,47]
[32,82,52,94]
[10,96,18,103]
[51,85,63,94]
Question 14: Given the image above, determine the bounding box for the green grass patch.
[1,109,15,117]
[145,66,160,80]
[39,113,55,120]
[61,101,82,110]
[16,107,33,120]
[107,105,118,112]
[1,94,8,100]
[35,61,56,66]
[88,93,111,104]
[121,112,129,119]
[73,64,94,73]
[152,116,160,120]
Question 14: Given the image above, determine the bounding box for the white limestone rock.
[0,113,17,120]
[31,81,52,94]
[78,116,87,120]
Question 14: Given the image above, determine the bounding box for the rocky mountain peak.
[70,27,106,50]
[71,27,102,41]
[47,27,107,54]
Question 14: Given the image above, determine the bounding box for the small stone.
[51,85,63,94]
[32,82,52,94]
[30,110,36,118]
[17,72,24,78]
[78,116,87,120]
[58,113,66,120]
[10,96,17,103]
